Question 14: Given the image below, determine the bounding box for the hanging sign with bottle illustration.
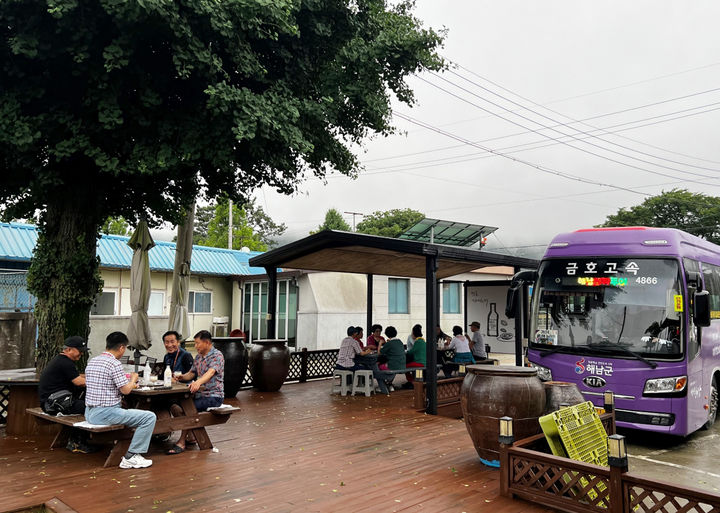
[487,302,499,337]
[466,285,516,348]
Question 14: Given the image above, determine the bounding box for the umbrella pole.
[134,348,142,374]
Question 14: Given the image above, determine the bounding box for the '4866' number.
[636,276,658,285]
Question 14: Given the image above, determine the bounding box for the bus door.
[686,259,708,432]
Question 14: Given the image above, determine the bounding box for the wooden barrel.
[543,381,585,414]
[460,365,545,463]
[248,339,290,392]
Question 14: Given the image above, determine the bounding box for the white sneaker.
[119,454,153,469]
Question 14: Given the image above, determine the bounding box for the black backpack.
[44,390,74,415]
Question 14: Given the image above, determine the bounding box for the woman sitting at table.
[366,324,385,350]
[445,326,475,364]
[378,326,405,371]
[402,324,426,389]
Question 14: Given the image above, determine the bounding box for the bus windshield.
[530,258,683,360]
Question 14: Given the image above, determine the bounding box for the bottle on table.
[143,362,152,385]
[164,365,172,387]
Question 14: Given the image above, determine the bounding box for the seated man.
[161,330,194,377]
[85,331,157,469]
[168,330,225,454]
[38,336,90,453]
[468,321,487,361]
[336,326,390,395]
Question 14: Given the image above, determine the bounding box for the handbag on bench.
[43,389,74,416]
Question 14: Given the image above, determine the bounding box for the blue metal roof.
[0,222,267,277]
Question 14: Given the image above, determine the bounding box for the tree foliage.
[101,216,131,236]
[598,189,720,244]
[312,208,351,234]
[0,0,444,368]
[197,198,286,251]
[356,208,424,238]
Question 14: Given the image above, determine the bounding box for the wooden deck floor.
[1,379,555,513]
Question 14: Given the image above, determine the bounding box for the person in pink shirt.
[366,324,385,350]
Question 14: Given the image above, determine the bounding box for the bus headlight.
[643,376,687,394]
[529,362,552,381]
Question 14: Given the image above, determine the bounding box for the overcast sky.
[250,1,720,257]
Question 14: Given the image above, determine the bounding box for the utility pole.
[344,211,363,232]
[228,199,233,249]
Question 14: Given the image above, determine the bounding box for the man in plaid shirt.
[167,330,224,454]
[85,331,157,469]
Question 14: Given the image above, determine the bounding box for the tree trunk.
[27,193,103,371]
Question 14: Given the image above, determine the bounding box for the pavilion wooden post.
[513,266,524,367]
[265,266,277,339]
[425,253,439,415]
[366,273,373,337]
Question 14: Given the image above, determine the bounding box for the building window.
[148,291,165,316]
[189,291,212,313]
[388,278,409,314]
[91,290,117,315]
[442,282,461,314]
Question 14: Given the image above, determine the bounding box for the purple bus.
[516,226,719,436]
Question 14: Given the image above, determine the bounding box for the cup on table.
[173,371,182,379]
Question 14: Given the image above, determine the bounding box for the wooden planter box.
[413,377,464,418]
[500,413,720,513]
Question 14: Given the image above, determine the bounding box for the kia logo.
[583,376,606,388]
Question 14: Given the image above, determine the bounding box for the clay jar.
[461,365,545,463]
[248,339,291,392]
[543,381,586,414]
[212,337,249,398]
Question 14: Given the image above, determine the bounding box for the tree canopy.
[0,0,444,368]
[197,198,286,251]
[312,208,351,234]
[356,208,424,238]
[100,216,131,236]
[598,189,720,244]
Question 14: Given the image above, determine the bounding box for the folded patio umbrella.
[127,220,155,368]
[168,204,194,341]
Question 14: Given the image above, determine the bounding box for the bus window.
[530,258,683,359]
[684,258,702,359]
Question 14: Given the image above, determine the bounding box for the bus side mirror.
[686,271,702,291]
[505,270,538,318]
[694,290,711,327]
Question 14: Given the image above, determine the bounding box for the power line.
[419,73,720,185]
[391,110,649,197]
[364,101,720,174]
[454,63,720,167]
[364,84,720,166]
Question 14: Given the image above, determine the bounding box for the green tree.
[1,1,443,369]
[356,208,424,238]
[311,208,351,234]
[598,189,720,244]
[198,198,286,251]
[101,216,131,236]
[192,204,215,244]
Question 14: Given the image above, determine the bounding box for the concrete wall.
[294,267,513,351]
[89,269,233,359]
[0,312,36,369]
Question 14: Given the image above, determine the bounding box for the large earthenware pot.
[248,339,290,392]
[460,365,545,464]
[543,381,586,414]
[212,337,249,398]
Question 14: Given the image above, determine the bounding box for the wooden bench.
[27,405,240,467]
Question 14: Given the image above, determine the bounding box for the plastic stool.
[331,370,353,396]
[352,370,375,397]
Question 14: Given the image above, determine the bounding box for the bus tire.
[703,376,718,430]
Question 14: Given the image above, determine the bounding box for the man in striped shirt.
[85,331,157,469]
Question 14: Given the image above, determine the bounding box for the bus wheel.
[704,377,718,430]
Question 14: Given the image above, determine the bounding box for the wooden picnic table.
[26,382,239,467]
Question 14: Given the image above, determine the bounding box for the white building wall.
[89,269,232,359]
[293,266,513,351]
